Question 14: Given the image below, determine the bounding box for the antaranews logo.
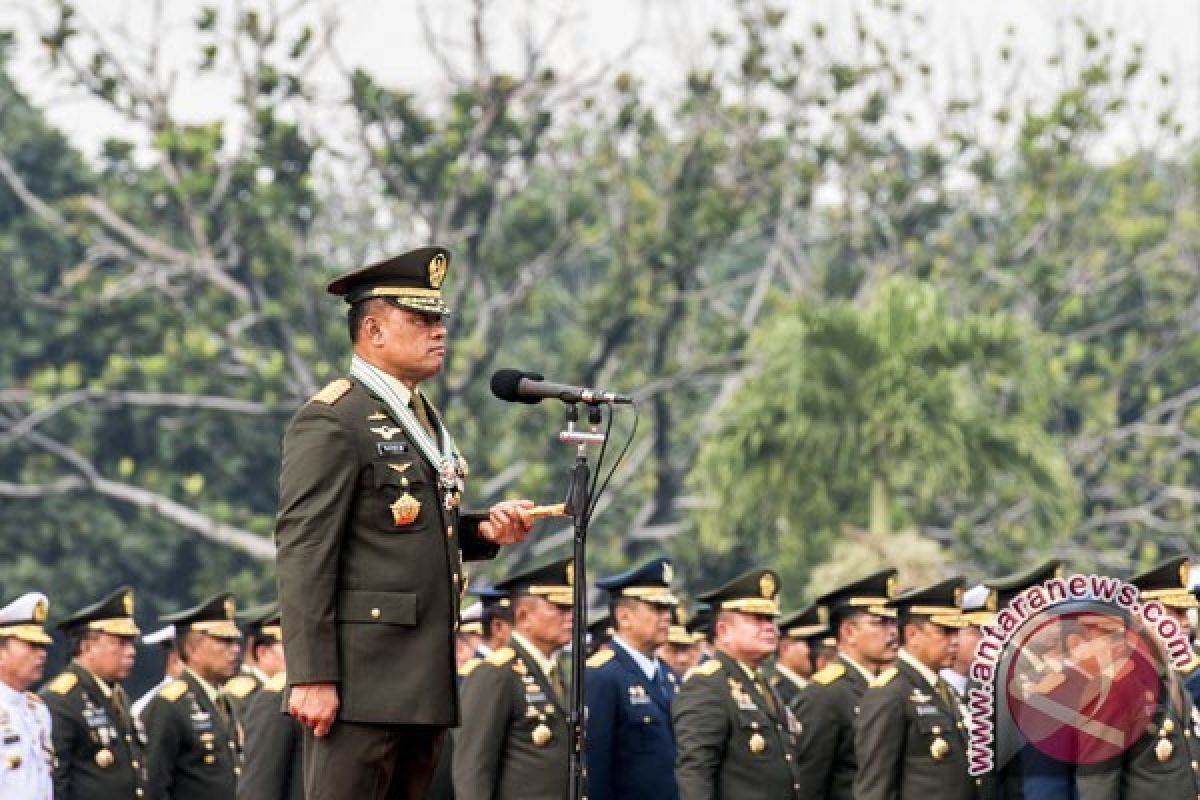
[967,574,1193,775]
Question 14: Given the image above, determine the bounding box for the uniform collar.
[73,661,112,698]
[899,649,941,689]
[774,663,807,689]
[840,652,877,682]
[511,632,559,679]
[375,368,413,407]
[940,668,966,695]
[185,667,221,705]
[612,635,658,681]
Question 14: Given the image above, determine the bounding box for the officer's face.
[849,613,898,666]
[616,600,672,650]
[81,632,137,683]
[361,302,448,384]
[777,638,812,676]
[910,621,959,670]
[522,597,573,651]
[718,612,778,666]
[0,638,47,690]
[186,632,242,684]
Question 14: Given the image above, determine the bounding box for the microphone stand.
[560,403,606,800]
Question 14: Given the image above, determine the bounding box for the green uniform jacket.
[1075,670,1200,799]
[141,670,242,800]
[452,639,570,800]
[793,655,870,800]
[237,674,303,800]
[768,667,807,715]
[672,651,802,800]
[40,662,149,800]
[853,659,974,800]
[275,377,498,725]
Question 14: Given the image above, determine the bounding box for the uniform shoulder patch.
[224,674,258,699]
[486,647,516,667]
[262,673,288,693]
[684,660,723,682]
[159,680,189,702]
[458,657,482,678]
[586,649,614,669]
[25,691,44,704]
[812,663,846,686]
[311,379,352,406]
[46,672,78,696]
[870,667,898,688]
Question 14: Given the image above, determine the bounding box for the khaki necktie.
[547,664,567,705]
[935,679,960,720]
[410,391,438,444]
[754,670,780,718]
[111,685,131,730]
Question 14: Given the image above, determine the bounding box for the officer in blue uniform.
[585,556,681,800]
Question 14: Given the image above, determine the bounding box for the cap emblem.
[33,598,47,624]
[224,597,236,620]
[123,592,134,617]
[428,253,448,289]
[566,561,575,587]
[760,573,777,599]
[663,563,674,585]
[1181,561,1191,590]
[886,574,898,598]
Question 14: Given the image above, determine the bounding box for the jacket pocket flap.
[373,461,427,488]
[337,590,417,625]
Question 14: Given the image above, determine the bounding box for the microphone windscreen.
[490,369,543,404]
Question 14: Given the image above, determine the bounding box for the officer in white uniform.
[0,592,55,800]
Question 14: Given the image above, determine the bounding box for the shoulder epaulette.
[586,649,614,669]
[870,667,898,688]
[487,647,516,667]
[311,379,352,406]
[25,691,44,704]
[45,672,78,696]
[1176,654,1200,674]
[459,657,482,678]
[159,680,189,702]
[262,673,287,693]
[684,660,723,682]
[812,663,846,686]
[223,674,258,699]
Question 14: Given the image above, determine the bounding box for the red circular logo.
[1004,609,1165,764]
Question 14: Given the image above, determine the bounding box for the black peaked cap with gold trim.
[667,605,695,646]
[819,568,898,622]
[237,600,281,642]
[778,603,830,641]
[686,604,714,638]
[495,557,574,607]
[470,585,512,611]
[160,593,242,640]
[889,577,967,629]
[327,245,452,315]
[986,559,1064,609]
[696,568,781,617]
[596,557,678,606]
[1132,556,1197,610]
[588,608,614,640]
[58,586,140,638]
[0,592,52,645]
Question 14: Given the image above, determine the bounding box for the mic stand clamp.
[560,404,605,800]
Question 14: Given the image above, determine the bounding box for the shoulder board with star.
[24,691,44,704]
[812,663,846,686]
[1176,654,1200,675]
[870,667,898,688]
[311,379,352,406]
[684,660,723,682]
[487,647,516,667]
[45,672,78,696]
[262,673,288,693]
[459,657,483,678]
[159,680,189,702]
[586,649,614,669]
[224,674,258,699]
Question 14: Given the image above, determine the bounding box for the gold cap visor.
[459,622,484,636]
[667,627,693,646]
[87,618,141,637]
[0,625,52,645]
[721,598,780,617]
[784,624,829,639]
[1151,591,1199,610]
[961,611,998,626]
[357,287,450,315]
[621,588,679,606]
[191,620,243,640]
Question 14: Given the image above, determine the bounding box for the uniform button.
[136,791,144,798]
[204,755,216,765]
[785,754,792,761]
[447,526,454,538]
[132,760,140,769]
[371,608,381,619]
[235,767,242,776]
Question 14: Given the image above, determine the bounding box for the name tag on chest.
[377,442,409,457]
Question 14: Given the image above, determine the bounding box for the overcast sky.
[1,0,1197,159]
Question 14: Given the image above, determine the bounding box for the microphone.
[490,369,634,405]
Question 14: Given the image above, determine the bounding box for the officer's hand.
[289,682,339,737]
[479,499,535,545]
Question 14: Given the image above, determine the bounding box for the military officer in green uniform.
[672,568,802,800]
[1074,557,1200,799]
[41,586,148,800]
[453,558,574,800]
[140,593,244,800]
[224,602,283,715]
[239,667,303,800]
[770,603,830,712]
[854,577,974,800]
[275,245,535,800]
[793,569,898,800]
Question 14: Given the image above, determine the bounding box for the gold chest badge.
[748,732,766,753]
[532,723,553,747]
[95,748,114,768]
[390,493,421,526]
